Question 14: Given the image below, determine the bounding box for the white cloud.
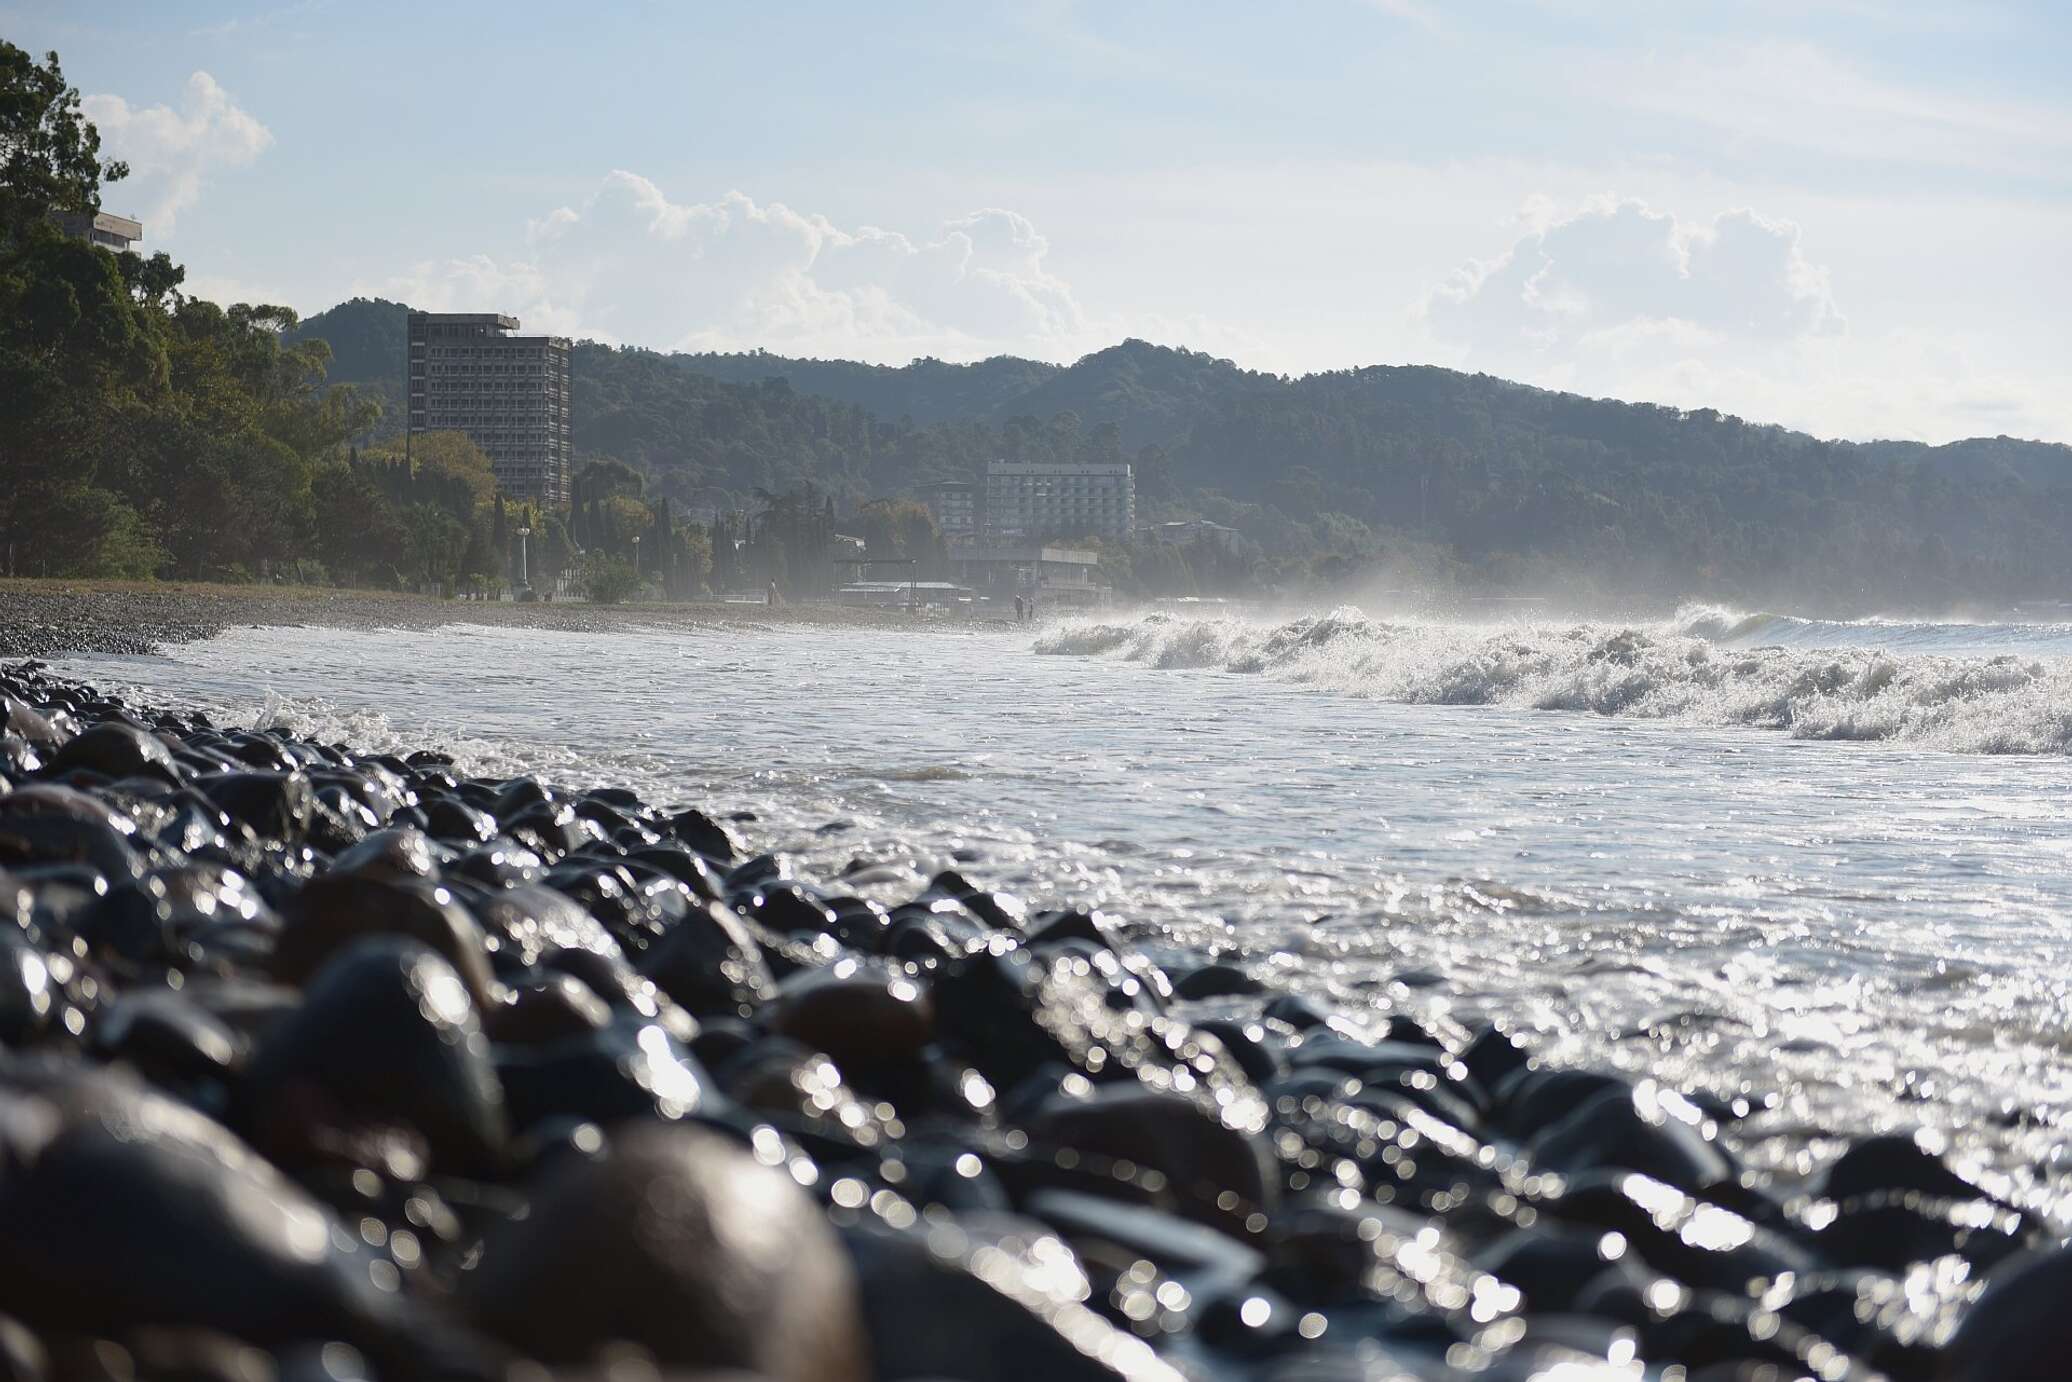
[387,173,1098,361]
[1427,196,1840,358]
[1417,193,2071,442]
[81,72,272,235]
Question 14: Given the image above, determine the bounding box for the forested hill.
[676,350,1061,426]
[1846,435,2072,490]
[288,296,2072,606]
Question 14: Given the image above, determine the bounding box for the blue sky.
[8,0,2071,442]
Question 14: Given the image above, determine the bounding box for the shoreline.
[0,658,2054,1376]
[0,578,1001,660]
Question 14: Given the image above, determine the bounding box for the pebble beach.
[0,597,2066,1379]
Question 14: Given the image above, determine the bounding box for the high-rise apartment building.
[407,312,572,506]
[51,210,143,252]
[984,460,1135,540]
[922,480,979,538]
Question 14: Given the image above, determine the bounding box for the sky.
[8,0,2071,444]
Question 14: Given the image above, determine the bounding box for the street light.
[514,525,533,601]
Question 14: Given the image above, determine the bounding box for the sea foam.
[1035,606,2072,755]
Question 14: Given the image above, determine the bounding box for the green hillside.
[285,297,2072,606]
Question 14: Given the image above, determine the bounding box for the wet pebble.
[0,661,2046,1380]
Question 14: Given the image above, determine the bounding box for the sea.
[52,604,2072,1214]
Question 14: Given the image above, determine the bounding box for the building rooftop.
[412,312,523,330]
[987,460,1133,475]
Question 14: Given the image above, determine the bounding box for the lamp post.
[515,525,532,600]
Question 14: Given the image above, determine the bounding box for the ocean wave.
[1672,602,2072,656]
[1035,608,2072,754]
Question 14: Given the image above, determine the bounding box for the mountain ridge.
[281,297,2072,606]
[287,298,2070,461]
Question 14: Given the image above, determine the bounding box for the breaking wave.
[1671,603,2072,655]
[1035,606,2072,754]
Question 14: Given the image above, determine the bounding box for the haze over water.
[56,606,2072,1215]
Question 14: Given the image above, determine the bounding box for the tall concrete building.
[922,480,978,538]
[984,460,1135,540]
[51,210,143,252]
[407,312,572,506]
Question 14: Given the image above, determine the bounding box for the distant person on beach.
[1014,595,1024,623]
[766,580,778,608]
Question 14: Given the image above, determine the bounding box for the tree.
[405,503,467,590]
[580,552,640,604]
[400,430,495,513]
[0,43,128,237]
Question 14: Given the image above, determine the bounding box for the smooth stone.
[1543,1171,1815,1294]
[273,875,497,1010]
[1171,962,1266,1000]
[1023,909,1112,950]
[1528,1083,1734,1191]
[73,880,178,967]
[543,862,670,951]
[484,973,612,1044]
[892,1141,1015,1215]
[1929,1243,2072,1382]
[1493,1066,1632,1139]
[716,1042,886,1146]
[1031,1187,1265,1296]
[196,772,315,844]
[306,792,373,853]
[449,839,544,889]
[637,901,776,1019]
[47,724,181,787]
[1638,1289,1862,1378]
[740,884,838,938]
[626,845,723,901]
[843,1211,1183,1382]
[462,1124,863,1379]
[505,803,599,861]
[419,796,498,846]
[924,869,1025,931]
[0,696,66,752]
[0,783,132,830]
[1190,1018,1283,1087]
[881,906,989,967]
[0,1073,410,1356]
[667,807,738,862]
[1460,1023,1533,1093]
[0,815,146,884]
[1812,1192,2036,1273]
[687,1016,759,1073]
[1817,1131,2000,1204]
[535,946,688,1030]
[175,980,305,1044]
[326,828,441,885]
[469,882,624,968]
[1475,1224,1658,1314]
[239,939,507,1177]
[90,990,243,1089]
[765,965,934,1077]
[219,732,298,772]
[1024,1086,1275,1228]
[495,1021,714,1131]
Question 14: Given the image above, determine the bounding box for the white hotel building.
[983,460,1135,541]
